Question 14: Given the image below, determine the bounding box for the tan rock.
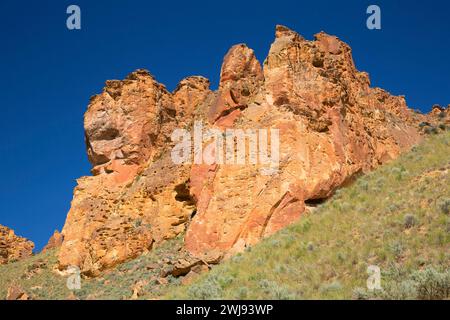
[173,76,211,124]
[6,285,30,300]
[58,71,201,275]
[42,230,64,252]
[208,44,264,124]
[131,279,148,299]
[85,69,176,170]
[57,25,448,275]
[184,25,427,258]
[171,257,205,277]
[180,266,209,285]
[0,225,34,265]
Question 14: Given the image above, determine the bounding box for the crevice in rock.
[174,182,195,206]
[304,197,327,207]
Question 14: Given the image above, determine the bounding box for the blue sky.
[0,0,449,250]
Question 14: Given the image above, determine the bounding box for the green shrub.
[272,286,296,300]
[403,214,418,229]
[133,219,142,228]
[424,126,439,135]
[186,279,222,300]
[320,281,343,293]
[439,199,450,215]
[352,287,370,300]
[378,280,418,300]
[355,266,450,300]
[389,241,404,258]
[359,180,369,191]
[236,286,248,299]
[411,267,450,300]
[306,242,315,251]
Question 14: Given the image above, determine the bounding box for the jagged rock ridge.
[56,25,447,275]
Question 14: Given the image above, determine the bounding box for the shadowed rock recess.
[55,25,446,275]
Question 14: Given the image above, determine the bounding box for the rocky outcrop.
[58,25,448,274]
[85,69,178,175]
[58,71,211,275]
[0,225,34,265]
[184,25,425,256]
[42,230,64,252]
[173,76,211,125]
[208,44,264,125]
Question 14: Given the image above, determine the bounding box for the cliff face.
[0,225,34,265]
[57,25,446,275]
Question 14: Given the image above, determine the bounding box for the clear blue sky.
[1,0,449,251]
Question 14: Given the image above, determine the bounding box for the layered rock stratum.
[0,225,34,265]
[56,25,447,275]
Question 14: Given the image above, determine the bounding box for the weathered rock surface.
[58,71,210,275]
[42,230,64,252]
[6,285,30,300]
[208,44,264,125]
[58,25,448,274]
[0,225,34,265]
[185,25,427,256]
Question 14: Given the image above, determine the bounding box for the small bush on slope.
[353,266,450,300]
[166,131,450,299]
[0,249,70,299]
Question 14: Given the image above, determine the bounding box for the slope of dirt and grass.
[0,236,186,300]
[0,131,449,300]
[166,131,450,299]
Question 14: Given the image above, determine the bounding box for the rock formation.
[42,230,64,252]
[57,25,448,275]
[0,225,34,265]
[58,70,208,275]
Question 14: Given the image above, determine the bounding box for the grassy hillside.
[167,131,450,299]
[1,131,449,300]
[0,236,186,300]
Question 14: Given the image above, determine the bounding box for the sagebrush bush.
[439,199,450,215]
[403,214,418,229]
[187,279,222,300]
[236,286,248,299]
[352,287,370,300]
[306,242,315,251]
[411,267,450,300]
[354,266,450,300]
[320,281,343,293]
[389,241,404,258]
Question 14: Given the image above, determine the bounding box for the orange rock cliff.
[0,225,34,265]
[51,25,447,275]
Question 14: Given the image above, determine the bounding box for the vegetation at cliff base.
[166,131,450,299]
[0,132,449,300]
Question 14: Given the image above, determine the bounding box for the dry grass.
[166,131,450,299]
